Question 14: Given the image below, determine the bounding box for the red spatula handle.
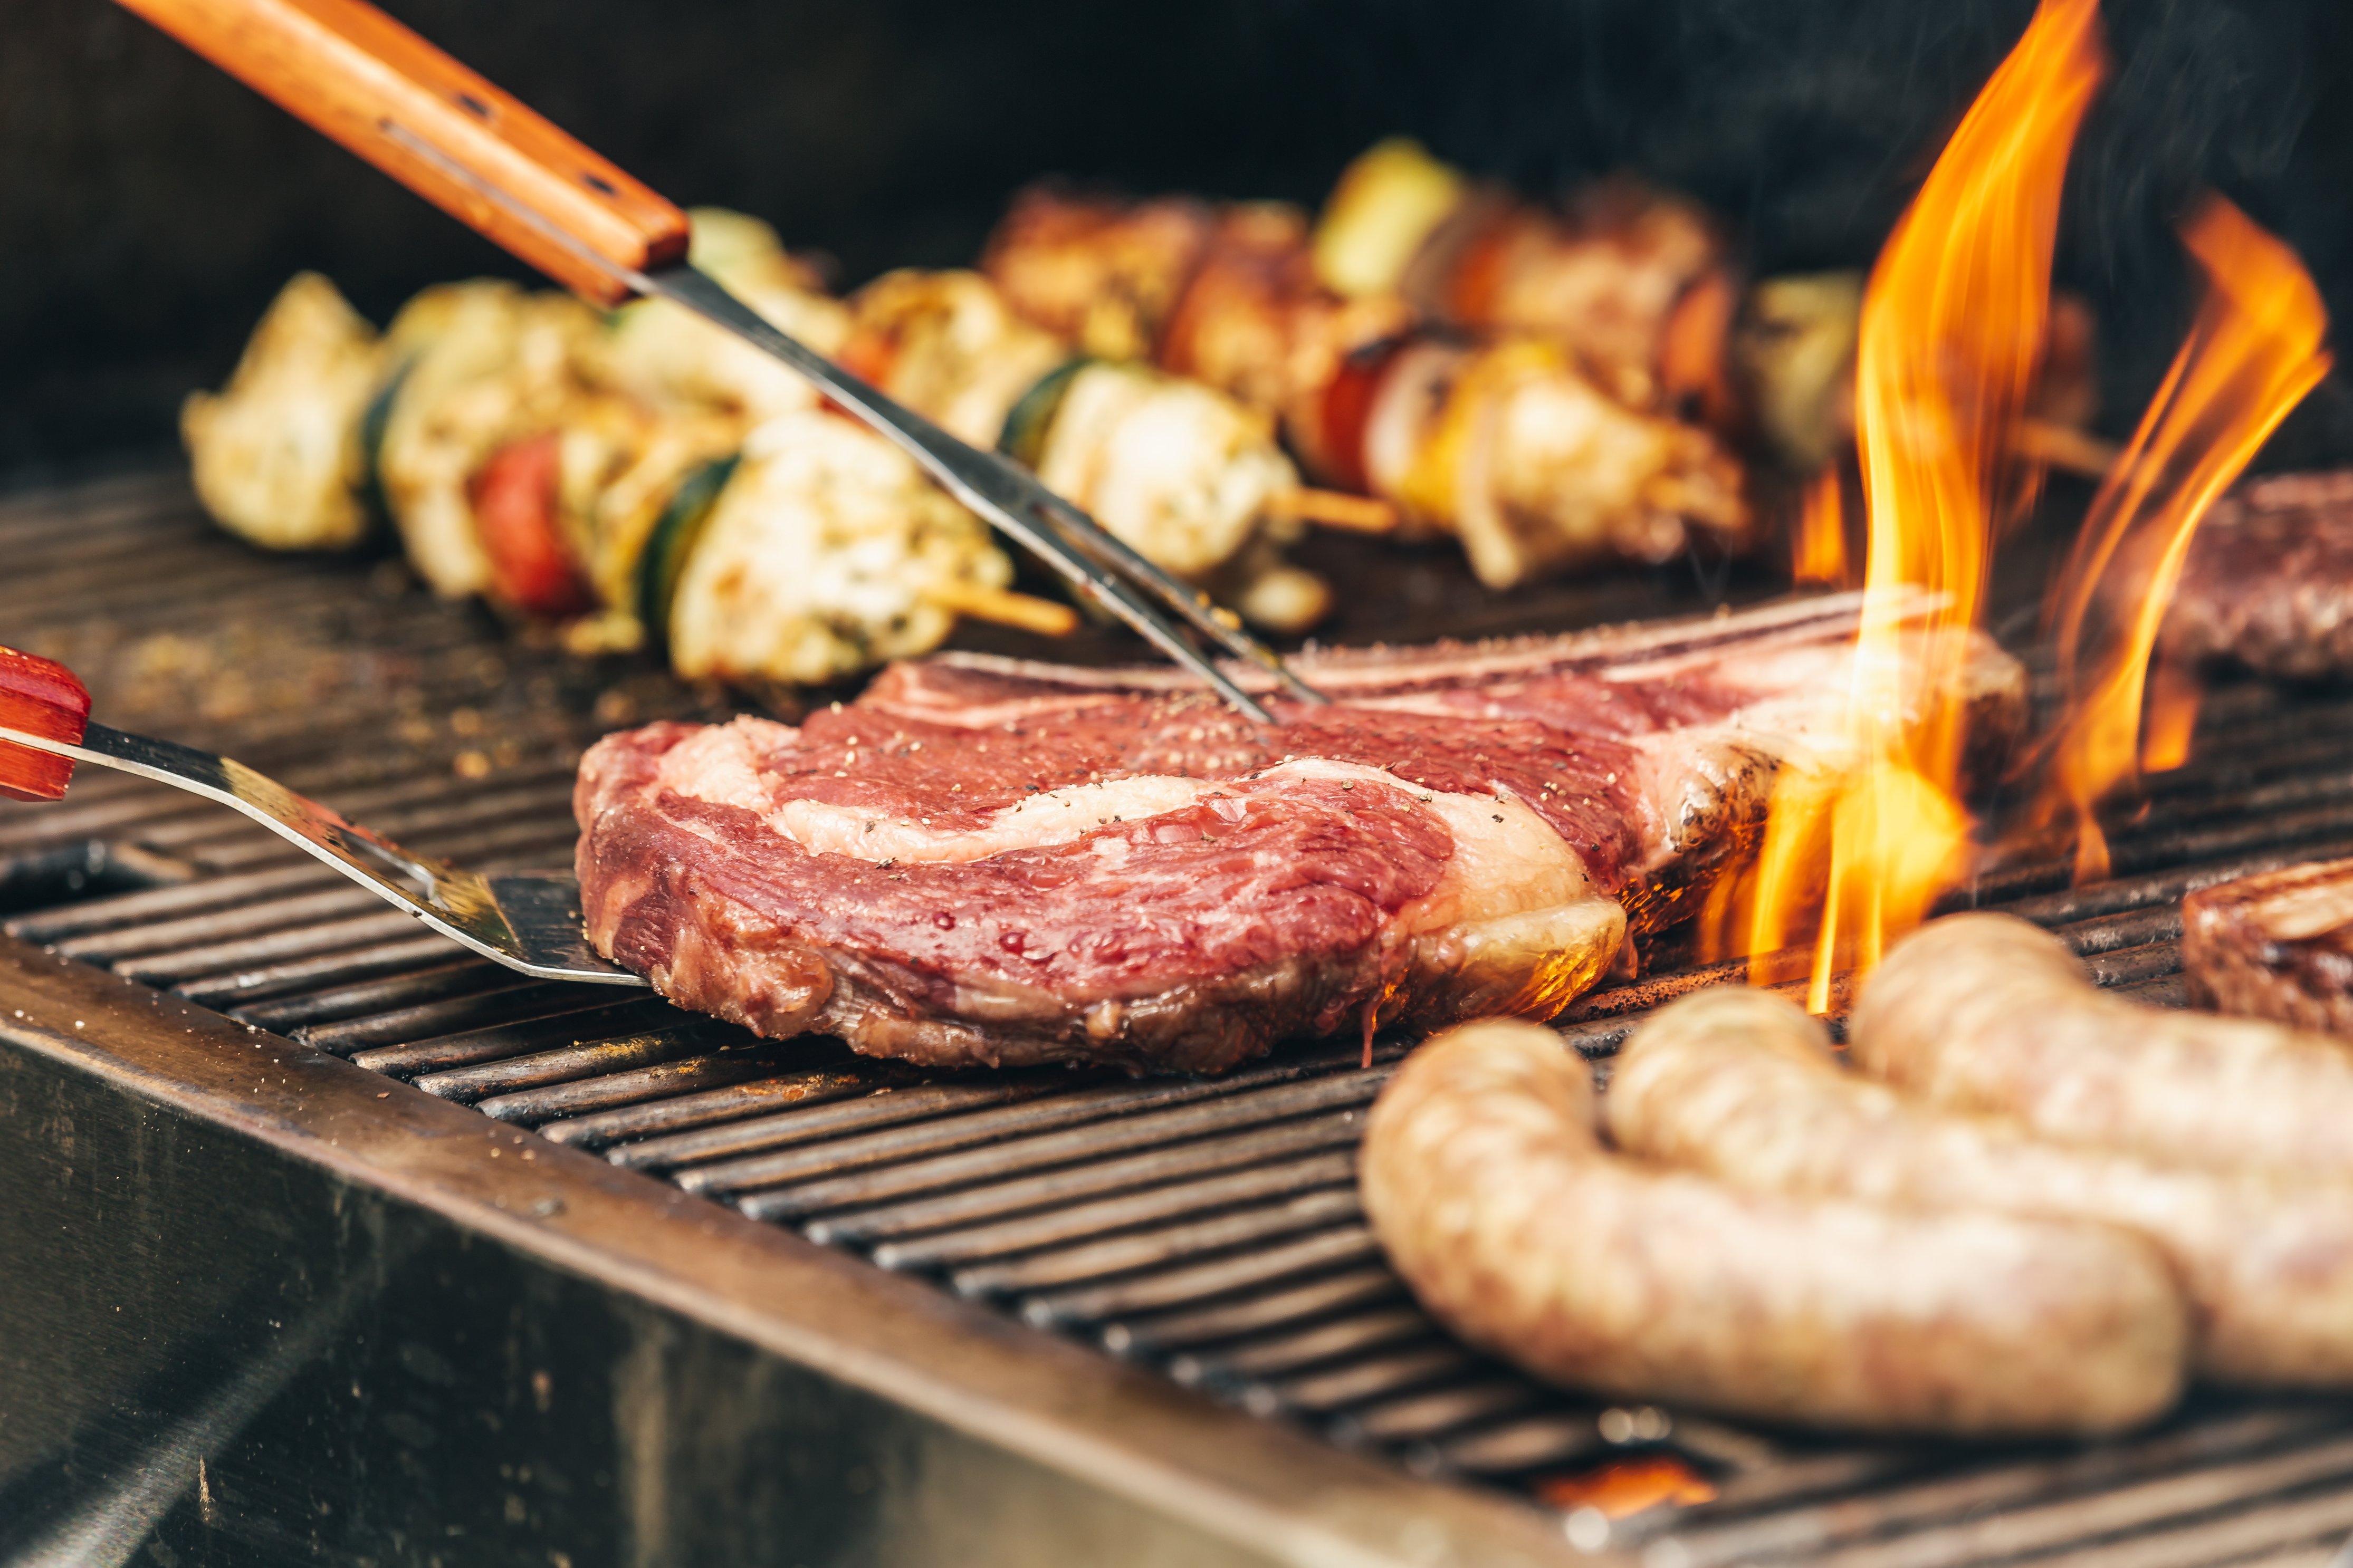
[0,647,92,803]
[110,0,689,306]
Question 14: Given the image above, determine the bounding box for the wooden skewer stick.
[923,580,1081,638]
[2013,418,2122,481]
[1268,487,1399,534]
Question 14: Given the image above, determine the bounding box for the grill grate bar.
[411,1025,730,1103]
[1781,1430,2353,1568]
[1018,1225,1386,1328]
[537,1064,881,1150]
[831,1119,1364,1255]
[2036,1491,2353,1568]
[181,938,492,1007]
[57,884,390,962]
[128,775,576,856]
[948,1186,1365,1299]
[664,1041,1391,1196]
[0,791,216,852]
[1427,1413,1604,1476]
[1987,838,2353,926]
[295,979,612,1054]
[1264,1342,1480,1415]
[1340,1379,1548,1445]
[1101,1267,1409,1358]
[608,1073,1053,1173]
[6,861,346,943]
[1660,1406,2351,1568]
[475,1050,785,1125]
[875,1147,1361,1275]
[1172,1302,1433,1384]
[114,910,431,983]
[726,1067,1390,1218]
[346,996,682,1077]
[223,959,505,1031]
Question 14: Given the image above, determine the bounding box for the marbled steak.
[573,595,2025,1073]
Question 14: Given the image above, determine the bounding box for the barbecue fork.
[104,0,1325,724]
[0,646,645,986]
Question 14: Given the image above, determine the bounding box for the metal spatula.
[0,646,645,987]
[106,0,1325,724]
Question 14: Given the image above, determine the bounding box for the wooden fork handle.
[112,0,689,305]
[0,647,92,803]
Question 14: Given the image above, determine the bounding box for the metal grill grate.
[6,470,2353,1566]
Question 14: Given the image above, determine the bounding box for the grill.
[7,468,2353,1567]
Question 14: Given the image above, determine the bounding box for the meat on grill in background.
[979,141,2108,494]
[980,159,1756,582]
[2164,470,2353,681]
[2183,855,2353,1032]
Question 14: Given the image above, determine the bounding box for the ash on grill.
[7,473,2353,1567]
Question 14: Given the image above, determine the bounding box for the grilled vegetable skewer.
[983,175,1753,588]
[981,142,2108,573]
[187,252,1026,688]
[842,267,1336,627]
[183,210,1338,695]
[1313,139,1736,417]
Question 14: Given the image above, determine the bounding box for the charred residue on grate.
[8,474,2353,1565]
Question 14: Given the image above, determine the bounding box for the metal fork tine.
[370,129,1327,722]
[635,264,1318,721]
[1029,492,1330,707]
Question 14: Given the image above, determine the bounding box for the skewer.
[114,0,1321,724]
[1267,487,1399,534]
[2013,418,2122,481]
[923,580,1081,637]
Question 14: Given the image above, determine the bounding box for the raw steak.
[574,594,2026,1073]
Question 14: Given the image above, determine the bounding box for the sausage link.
[1849,912,2353,1177]
[1613,985,2353,1386]
[1360,1018,2186,1434]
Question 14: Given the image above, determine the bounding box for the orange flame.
[1791,469,1851,588]
[2039,197,2330,880]
[1538,1456,1717,1517]
[2138,652,2201,775]
[1747,0,2106,1007]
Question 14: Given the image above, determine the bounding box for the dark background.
[6,0,2352,483]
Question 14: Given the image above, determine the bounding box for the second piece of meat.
[2182,855,2353,1034]
[2162,469,2353,680]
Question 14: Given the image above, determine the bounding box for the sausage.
[1359,1019,2186,1435]
[1848,911,2353,1177]
[1612,985,2353,1386]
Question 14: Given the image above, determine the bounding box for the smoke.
[1227,0,2339,457]
[6,0,2349,470]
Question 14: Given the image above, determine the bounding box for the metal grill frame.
[0,936,1575,1568]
